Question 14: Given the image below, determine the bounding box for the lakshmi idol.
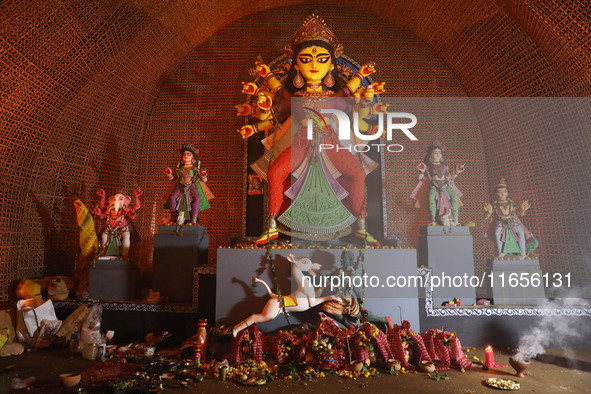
[237,15,385,246]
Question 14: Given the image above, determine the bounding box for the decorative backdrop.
[0,0,589,305]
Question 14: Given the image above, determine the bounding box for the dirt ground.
[0,347,590,393]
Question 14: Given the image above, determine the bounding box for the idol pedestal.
[418,226,476,306]
[487,258,546,305]
[153,225,209,303]
[216,248,420,333]
[89,259,139,301]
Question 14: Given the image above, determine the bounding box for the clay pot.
[420,360,436,373]
[351,361,365,372]
[387,359,401,371]
[59,373,81,388]
[509,357,530,378]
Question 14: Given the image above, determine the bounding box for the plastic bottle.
[69,322,80,353]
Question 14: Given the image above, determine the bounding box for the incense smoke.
[513,289,590,362]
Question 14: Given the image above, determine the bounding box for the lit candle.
[484,345,495,368]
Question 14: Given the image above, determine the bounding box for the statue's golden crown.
[285,14,343,58]
[180,141,199,155]
[496,178,507,188]
[428,140,445,153]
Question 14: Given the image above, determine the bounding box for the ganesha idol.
[237,14,386,246]
[92,188,142,259]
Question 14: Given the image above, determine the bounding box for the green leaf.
[429,373,452,381]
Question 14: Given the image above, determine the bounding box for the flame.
[485,345,493,352]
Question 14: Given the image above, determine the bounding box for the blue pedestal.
[153,225,208,303]
[216,248,420,332]
[89,259,139,301]
[418,226,476,306]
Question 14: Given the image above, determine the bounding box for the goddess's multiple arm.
[236,62,283,139]
[236,61,386,138]
[353,81,387,135]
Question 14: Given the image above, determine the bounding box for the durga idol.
[237,15,385,246]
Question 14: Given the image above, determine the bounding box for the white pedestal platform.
[418,226,476,306]
[487,258,547,305]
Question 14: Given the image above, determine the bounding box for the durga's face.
[296,45,333,84]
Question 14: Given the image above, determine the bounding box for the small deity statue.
[163,142,214,224]
[410,140,465,225]
[236,14,385,245]
[92,188,142,259]
[485,179,535,258]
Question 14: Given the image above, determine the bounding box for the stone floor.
[0,347,590,393]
